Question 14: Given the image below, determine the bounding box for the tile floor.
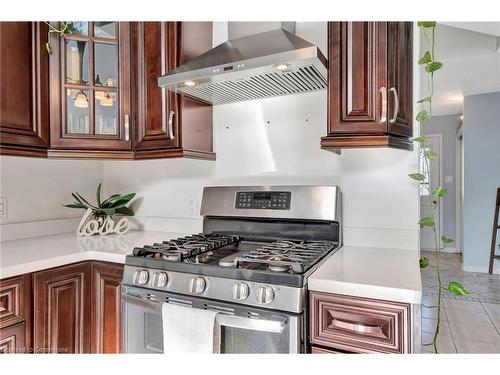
[420,251,500,353]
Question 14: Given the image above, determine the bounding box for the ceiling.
[420,23,500,115]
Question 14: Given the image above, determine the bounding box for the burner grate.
[132,233,240,262]
[232,239,337,273]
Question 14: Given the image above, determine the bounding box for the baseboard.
[463,263,500,275]
[343,226,419,250]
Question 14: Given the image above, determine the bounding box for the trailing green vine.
[44,22,75,54]
[410,21,470,354]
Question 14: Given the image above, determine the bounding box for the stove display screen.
[235,191,291,210]
[253,192,272,200]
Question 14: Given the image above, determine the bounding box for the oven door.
[122,288,301,354]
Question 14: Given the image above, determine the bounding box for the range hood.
[157,27,328,105]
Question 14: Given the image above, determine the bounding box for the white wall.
[103,22,420,250]
[0,22,420,251]
[0,156,102,240]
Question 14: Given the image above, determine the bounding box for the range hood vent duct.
[158,27,327,105]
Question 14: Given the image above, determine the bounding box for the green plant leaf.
[71,193,91,209]
[418,21,437,28]
[408,173,426,181]
[433,186,447,197]
[441,235,454,244]
[424,151,438,160]
[418,51,432,65]
[417,96,431,103]
[412,137,426,144]
[416,110,429,122]
[115,206,135,216]
[100,194,120,206]
[425,62,443,73]
[418,217,435,227]
[96,183,102,206]
[447,281,470,296]
[62,203,86,209]
[105,193,136,208]
[75,192,98,210]
[419,257,429,268]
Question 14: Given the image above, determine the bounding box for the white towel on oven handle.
[162,302,219,354]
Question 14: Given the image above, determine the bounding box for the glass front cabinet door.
[49,22,132,156]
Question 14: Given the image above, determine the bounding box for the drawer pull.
[330,318,387,339]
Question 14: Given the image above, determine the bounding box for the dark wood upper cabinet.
[33,262,91,353]
[133,22,214,160]
[90,262,123,354]
[0,22,49,157]
[321,22,413,150]
[48,22,133,159]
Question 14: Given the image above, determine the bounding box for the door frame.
[420,133,444,250]
[455,125,463,255]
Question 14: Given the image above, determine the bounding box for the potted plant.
[63,183,136,236]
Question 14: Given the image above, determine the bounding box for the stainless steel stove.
[122,185,342,354]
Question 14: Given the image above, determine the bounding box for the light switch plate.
[0,197,7,218]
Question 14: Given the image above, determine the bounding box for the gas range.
[122,185,342,315]
[122,185,341,353]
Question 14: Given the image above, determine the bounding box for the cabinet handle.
[379,87,387,123]
[124,114,130,141]
[330,318,387,339]
[168,110,175,140]
[389,87,399,124]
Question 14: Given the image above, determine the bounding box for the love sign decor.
[77,208,130,237]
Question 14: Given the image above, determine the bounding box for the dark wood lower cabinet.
[31,261,124,354]
[33,262,91,353]
[90,262,124,353]
[0,322,26,354]
[310,292,411,354]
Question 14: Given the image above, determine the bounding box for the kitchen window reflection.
[95,91,117,135]
[67,89,90,134]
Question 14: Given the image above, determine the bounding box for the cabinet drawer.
[0,275,30,328]
[0,322,26,354]
[310,292,410,353]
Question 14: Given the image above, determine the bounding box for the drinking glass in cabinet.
[94,22,116,39]
[66,89,90,134]
[95,92,117,135]
[66,40,89,84]
[94,43,117,87]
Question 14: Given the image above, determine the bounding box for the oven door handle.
[216,314,285,334]
[123,294,285,334]
[122,293,162,312]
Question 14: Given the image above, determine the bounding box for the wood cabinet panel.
[33,262,91,354]
[90,262,123,354]
[310,292,411,354]
[0,322,26,354]
[133,21,214,160]
[48,22,132,152]
[0,22,49,156]
[322,21,413,150]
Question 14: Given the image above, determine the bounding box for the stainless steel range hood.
[157,27,328,105]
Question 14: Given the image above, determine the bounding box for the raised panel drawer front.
[0,275,30,329]
[310,292,411,353]
[0,322,26,354]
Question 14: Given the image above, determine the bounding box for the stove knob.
[133,269,149,285]
[189,276,206,294]
[256,286,275,304]
[232,282,249,300]
[152,272,168,288]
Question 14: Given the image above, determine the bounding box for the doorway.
[420,134,444,250]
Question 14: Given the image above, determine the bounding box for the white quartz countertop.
[308,246,422,304]
[0,230,189,279]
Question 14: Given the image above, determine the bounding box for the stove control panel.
[235,191,291,210]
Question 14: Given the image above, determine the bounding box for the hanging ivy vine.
[410,21,470,354]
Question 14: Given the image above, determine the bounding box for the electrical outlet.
[0,197,7,218]
[188,196,198,215]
